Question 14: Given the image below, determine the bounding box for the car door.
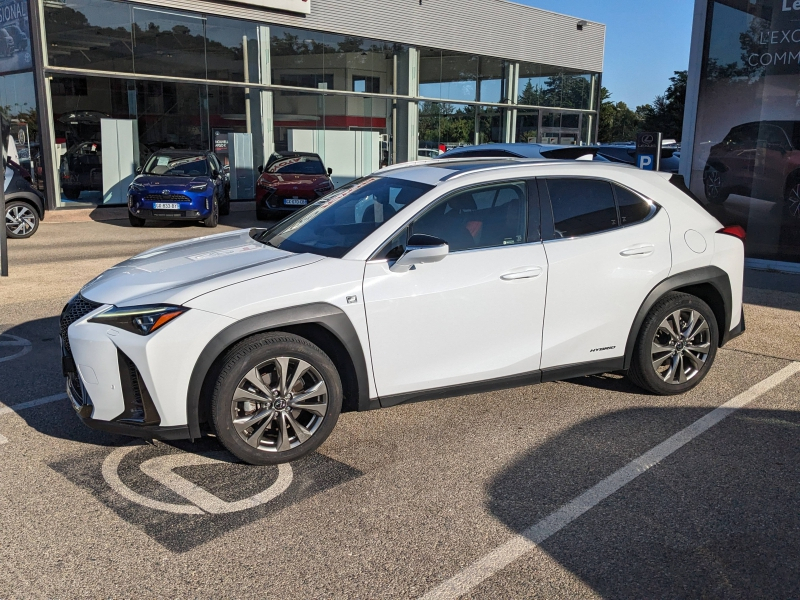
[753,124,790,201]
[362,179,548,399]
[538,177,671,370]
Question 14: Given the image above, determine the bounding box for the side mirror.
[327,167,333,176]
[257,165,263,174]
[390,234,449,272]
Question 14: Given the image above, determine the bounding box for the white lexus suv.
[61,159,746,465]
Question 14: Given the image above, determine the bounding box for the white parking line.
[421,362,800,600]
[0,433,8,445]
[0,393,68,417]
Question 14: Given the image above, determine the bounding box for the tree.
[639,70,687,141]
[598,87,642,143]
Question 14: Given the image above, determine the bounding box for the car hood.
[133,174,208,190]
[80,228,323,307]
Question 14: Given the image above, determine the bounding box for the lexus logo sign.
[240,0,310,14]
[641,134,654,145]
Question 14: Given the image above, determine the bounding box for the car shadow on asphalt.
[483,406,800,598]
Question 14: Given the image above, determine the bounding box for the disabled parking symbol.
[102,443,293,514]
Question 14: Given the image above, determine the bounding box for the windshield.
[267,155,326,175]
[144,154,209,177]
[252,176,434,258]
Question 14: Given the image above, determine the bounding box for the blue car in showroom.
[127,149,230,228]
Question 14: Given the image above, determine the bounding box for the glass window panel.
[691,0,800,263]
[0,71,42,190]
[411,181,527,251]
[546,178,618,238]
[615,184,652,226]
[477,57,507,104]
[131,7,206,79]
[44,0,133,73]
[205,16,259,83]
[270,26,404,94]
[420,50,478,102]
[518,63,596,110]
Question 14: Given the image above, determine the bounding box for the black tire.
[62,187,81,200]
[220,196,231,216]
[628,292,719,395]
[704,167,729,204]
[128,212,146,227]
[210,332,343,465]
[5,201,39,239]
[203,195,219,228]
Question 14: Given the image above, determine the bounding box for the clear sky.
[515,0,695,109]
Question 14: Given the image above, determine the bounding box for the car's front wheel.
[211,332,343,465]
[203,195,219,228]
[783,176,800,219]
[628,292,719,395]
[128,212,146,227]
[5,201,39,239]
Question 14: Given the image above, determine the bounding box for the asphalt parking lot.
[1,208,800,599]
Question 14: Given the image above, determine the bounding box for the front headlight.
[190,182,209,191]
[89,305,188,336]
[129,183,145,193]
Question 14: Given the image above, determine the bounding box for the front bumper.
[130,208,209,221]
[60,295,236,440]
[128,192,212,220]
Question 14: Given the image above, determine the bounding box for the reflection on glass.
[45,0,133,72]
[691,0,800,263]
[132,7,206,79]
[270,25,405,94]
[418,101,503,151]
[518,63,595,110]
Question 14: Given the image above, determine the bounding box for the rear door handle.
[501,267,543,281]
[620,244,654,257]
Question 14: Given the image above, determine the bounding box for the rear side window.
[545,178,618,238]
[614,184,653,226]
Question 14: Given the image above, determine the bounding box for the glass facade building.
[4,0,603,209]
[683,0,800,268]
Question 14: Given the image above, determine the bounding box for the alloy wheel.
[651,309,711,384]
[6,205,36,237]
[786,183,800,219]
[705,169,722,199]
[230,356,328,452]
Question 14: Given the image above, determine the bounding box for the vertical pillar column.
[257,25,274,163]
[395,47,418,163]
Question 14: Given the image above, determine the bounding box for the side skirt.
[378,357,624,409]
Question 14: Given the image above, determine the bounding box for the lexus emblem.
[162,189,171,195]
[641,134,654,145]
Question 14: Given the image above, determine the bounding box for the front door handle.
[501,267,543,281]
[620,244,654,257]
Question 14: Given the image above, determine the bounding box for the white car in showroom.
[61,158,745,465]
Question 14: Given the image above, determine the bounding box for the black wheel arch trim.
[4,191,45,219]
[186,302,372,440]
[623,266,736,371]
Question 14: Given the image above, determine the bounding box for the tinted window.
[253,177,432,259]
[411,181,527,252]
[143,154,209,176]
[546,178,617,238]
[614,184,653,226]
[267,155,326,175]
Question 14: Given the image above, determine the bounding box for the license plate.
[154,202,180,210]
[285,198,307,206]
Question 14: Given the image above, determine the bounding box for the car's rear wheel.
[704,167,729,204]
[783,176,800,219]
[628,292,719,395]
[128,212,146,227]
[5,201,39,239]
[211,333,343,465]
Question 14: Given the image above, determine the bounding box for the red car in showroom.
[255,152,334,220]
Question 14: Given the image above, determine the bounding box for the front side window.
[143,154,209,177]
[253,177,433,258]
[410,181,527,252]
[546,178,617,238]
